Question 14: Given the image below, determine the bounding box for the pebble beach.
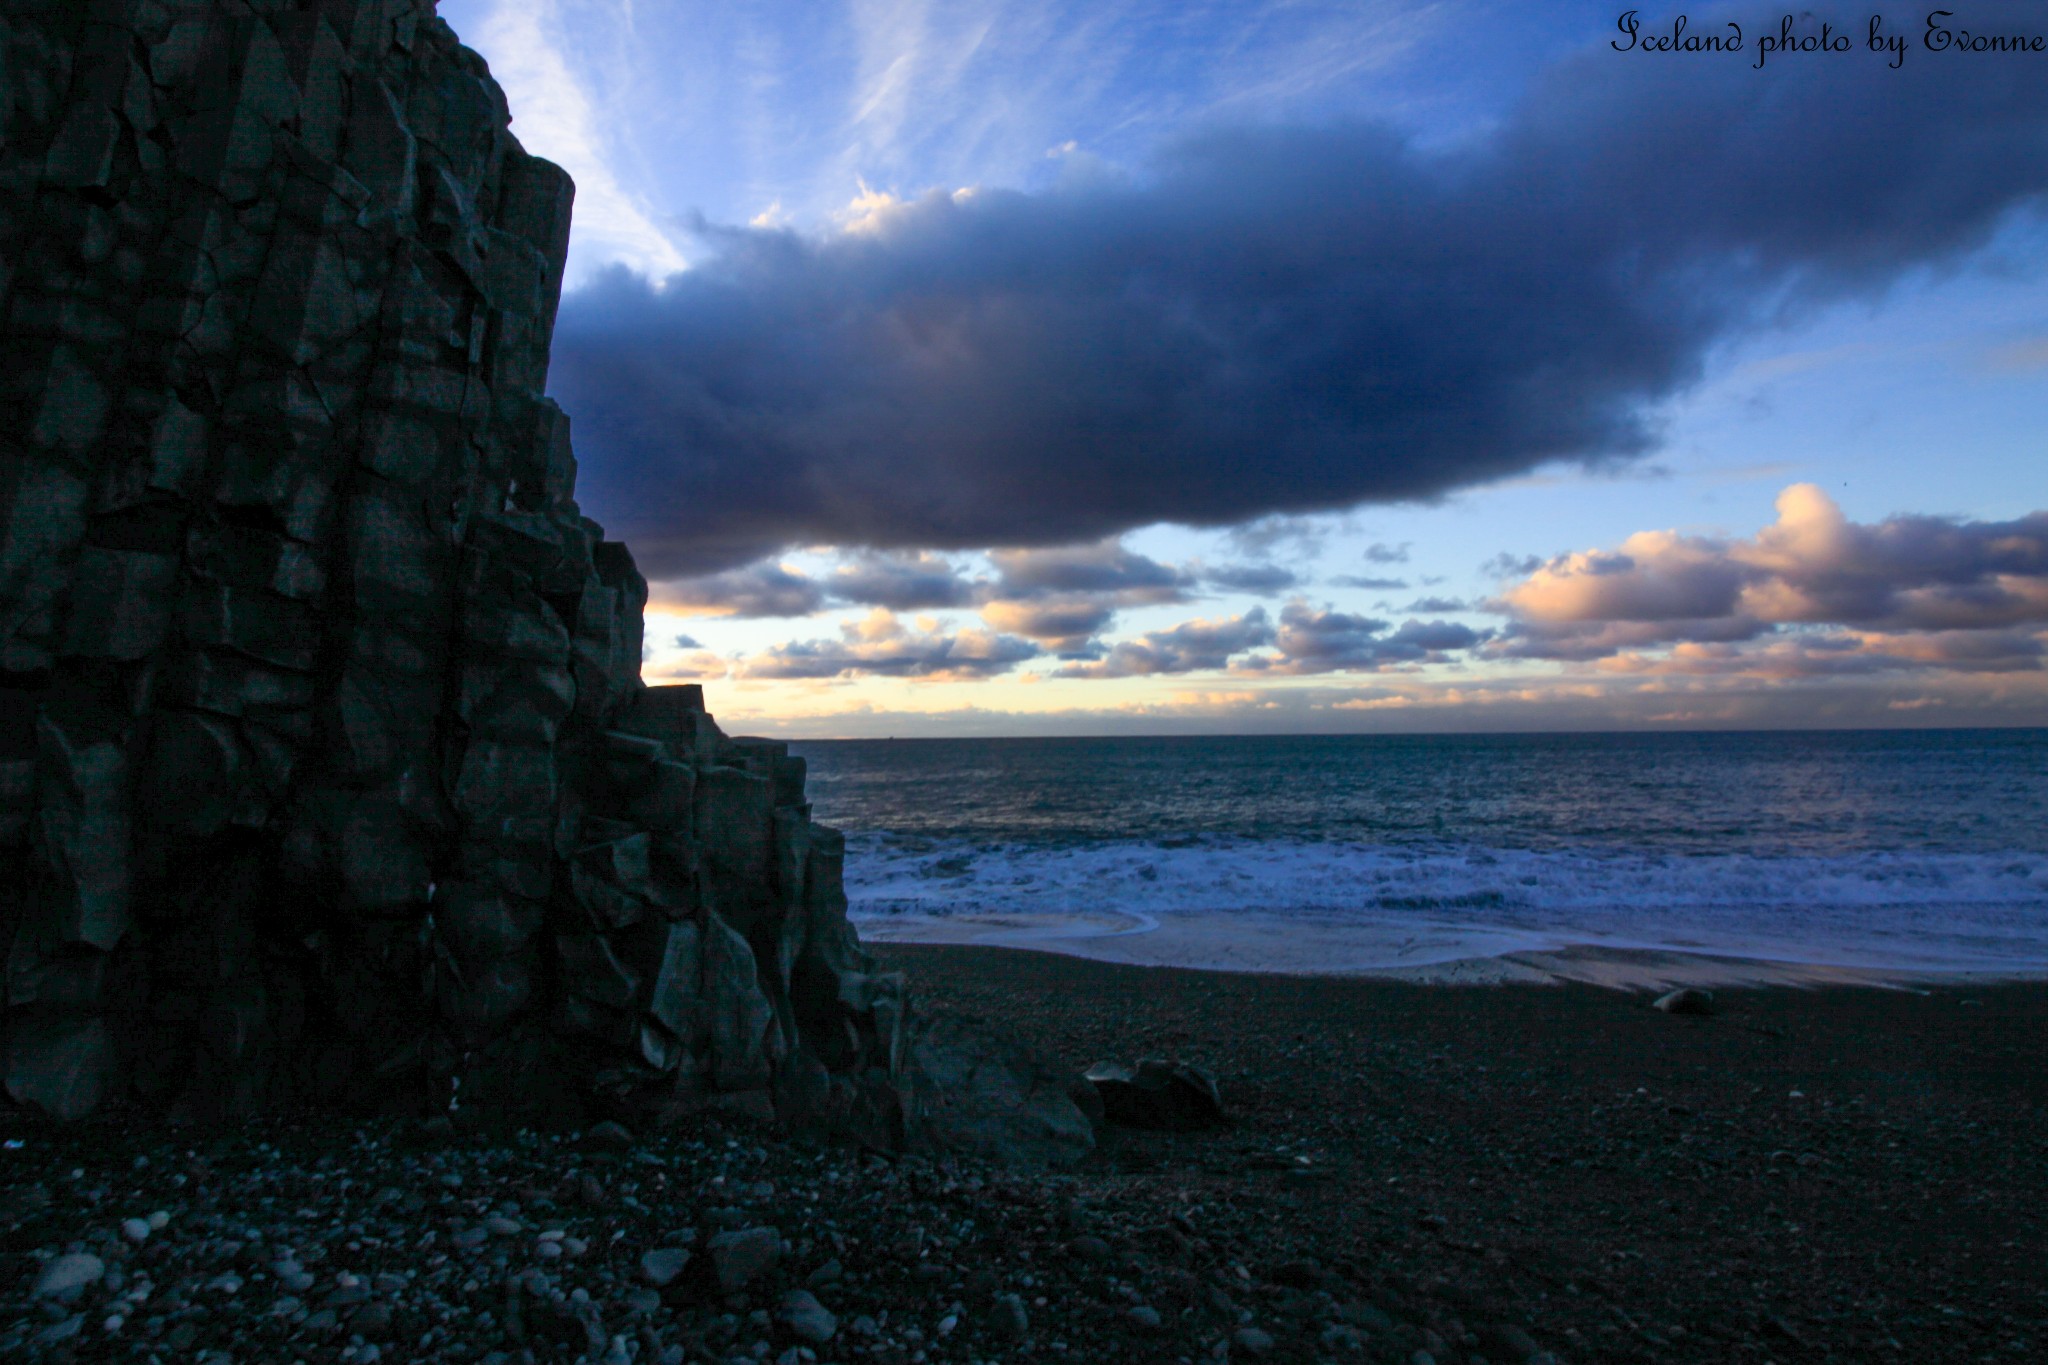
[6,945,2044,1365]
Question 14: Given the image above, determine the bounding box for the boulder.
[1084,1058,1228,1131]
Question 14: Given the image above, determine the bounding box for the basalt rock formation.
[0,0,1080,1155]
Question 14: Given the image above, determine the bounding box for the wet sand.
[857,910,2047,989]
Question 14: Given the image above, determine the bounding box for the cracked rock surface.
[0,0,1058,1152]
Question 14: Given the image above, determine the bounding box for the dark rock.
[913,1016,1096,1166]
[1652,988,1716,1016]
[777,1288,838,1343]
[0,0,1082,1168]
[707,1228,782,1292]
[1085,1058,1227,1131]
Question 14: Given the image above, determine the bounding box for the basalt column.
[0,0,915,1141]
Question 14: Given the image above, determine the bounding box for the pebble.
[707,1227,782,1292]
[33,1253,105,1301]
[1067,1235,1112,1262]
[120,1217,151,1243]
[988,1294,1029,1340]
[1128,1305,1162,1329]
[146,1210,170,1230]
[1234,1325,1275,1355]
[584,1121,636,1151]
[778,1288,838,1343]
[641,1247,692,1287]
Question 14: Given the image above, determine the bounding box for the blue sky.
[439,0,2048,734]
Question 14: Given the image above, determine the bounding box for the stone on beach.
[1654,988,1717,1016]
[1084,1057,1228,1130]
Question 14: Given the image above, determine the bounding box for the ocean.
[787,729,2048,976]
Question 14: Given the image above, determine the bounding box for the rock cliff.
[0,0,1076,1155]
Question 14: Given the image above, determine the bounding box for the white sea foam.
[842,834,2048,975]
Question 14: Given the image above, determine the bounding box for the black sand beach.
[6,947,2044,1365]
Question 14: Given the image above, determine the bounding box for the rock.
[1085,1058,1228,1131]
[33,1253,105,1301]
[1234,1325,1276,1354]
[583,1120,636,1150]
[913,1016,1097,1165]
[1480,1323,1542,1359]
[777,1288,838,1343]
[121,1218,151,1243]
[1129,1305,1163,1329]
[640,1247,691,1287]
[1653,988,1716,1016]
[1068,1235,1113,1263]
[707,1227,782,1292]
[988,1294,1030,1340]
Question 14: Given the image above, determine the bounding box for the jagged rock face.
[0,0,917,1141]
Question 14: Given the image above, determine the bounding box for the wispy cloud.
[468,0,688,284]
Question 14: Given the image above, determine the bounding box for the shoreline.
[852,910,2048,990]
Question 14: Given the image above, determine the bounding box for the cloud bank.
[551,13,2048,576]
[1493,484,2048,673]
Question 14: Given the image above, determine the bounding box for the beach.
[879,943,2048,1363]
[4,946,2042,1364]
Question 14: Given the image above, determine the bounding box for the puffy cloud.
[1055,609,1276,678]
[1494,485,2048,662]
[1052,601,1489,678]
[552,28,2048,576]
[651,561,825,617]
[1253,604,1488,675]
[828,551,978,609]
[978,596,1116,653]
[971,539,1194,649]
[739,610,1040,680]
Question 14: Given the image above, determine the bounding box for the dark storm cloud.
[552,10,2048,576]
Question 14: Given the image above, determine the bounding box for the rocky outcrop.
[0,0,948,1146]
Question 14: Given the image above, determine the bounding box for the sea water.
[789,729,2048,975]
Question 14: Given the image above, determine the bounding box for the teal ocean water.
[789,730,2048,973]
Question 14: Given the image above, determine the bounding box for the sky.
[438,0,2048,737]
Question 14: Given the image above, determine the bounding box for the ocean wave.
[840,833,2048,970]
